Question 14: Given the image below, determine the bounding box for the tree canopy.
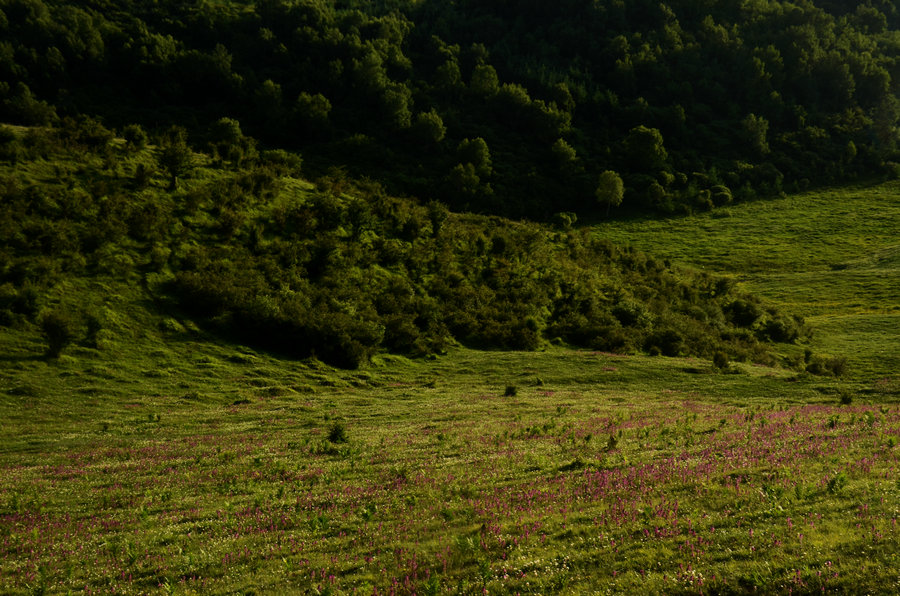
[2,0,899,218]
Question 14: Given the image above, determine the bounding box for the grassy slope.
[2,153,900,593]
[594,183,900,380]
[2,301,899,593]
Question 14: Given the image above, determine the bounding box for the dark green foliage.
[57,116,113,152]
[827,356,849,377]
[1,120,809,369]
[713,351,730,371]
[208,118,257,167]
[758,313,802,343]
[259,150,302,177]
[122,124,148,150]
[327,422,348,444]
[412,110,446,144]
[644,328,684,358]
[726,299,763,327]
[2,83,57,126]
[0,0,897,218]
[156,127,193,191]
[596,171,625,216]
[40,308,76,358]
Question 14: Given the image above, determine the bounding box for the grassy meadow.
[2,308,900,594]
[5,0,900,590]
[2,139,900,594]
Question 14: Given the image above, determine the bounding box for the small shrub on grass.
[327,422,348,443]
[826,472,847,494]
[606,434,619,451]
[40,309,77,358]
[805,359,826,375]
[84,313,104,349]
[712,350,730,370]
[827,356,848,377]
[504,385,517,397]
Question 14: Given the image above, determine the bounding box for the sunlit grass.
[2,299,899,593]
[2,140,899,592]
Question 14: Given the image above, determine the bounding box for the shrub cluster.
[0,123,814,370]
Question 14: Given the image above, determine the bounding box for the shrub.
[552,211,577,229]
[0,126,21,163]
[327,422,348,444]
[758,313,799,342]
[826,472,847,494]
[644,328,684,357]
[504,385,517,397]
[805,359,826,375]
[40,309,77,358]
[827,356,849,377]
[713,350,730,370]
[122,124,149,150]
[725,298,762,327]
[260,149,302,176]
[84,313,104,349]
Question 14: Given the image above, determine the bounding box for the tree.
[412,109,446,144]
[448,162,482,196]
[122,124,148,150]
[294,92,332,138]
[2,83,58,126]
[382,82,412,129]
[209,117,251,165]
[457,137,492,177]
[623,125,667,171]
[470,64,499,96]
[741,113,770,156]
[596,170,624,216]
[551,138,578,177]
[434,58,462,91]
[156,126,194,191]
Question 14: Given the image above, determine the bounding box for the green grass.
[1,301,899,593]
[594,183,900,379]
[3,134,900,592]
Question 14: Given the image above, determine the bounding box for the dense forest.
[2,0,900,218]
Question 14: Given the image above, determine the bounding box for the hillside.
[0,120,811,370]
[1,269,898,594]
[594,182,900,379]
[3,1,900,592]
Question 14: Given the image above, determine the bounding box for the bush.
[713,350,730,370]
[260,149,302,176]
[123,124,149,149]
[327,422,348,443]
[725,299,762,327]
[0,126,21,163]
[40,309,77,358]
[758,313,800,342]
[827,356,849,377]
[644,328,684,357]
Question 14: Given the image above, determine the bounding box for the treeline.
[2,0,900,218]
[0,120,825,370]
